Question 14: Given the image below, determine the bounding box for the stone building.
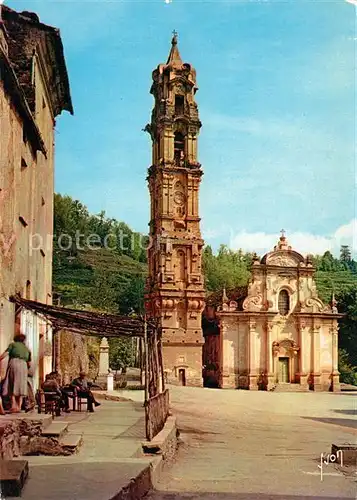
[145,34,205,386]
[203,233,341,392]
[0,6,72,388]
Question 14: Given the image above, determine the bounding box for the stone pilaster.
[312,323,322,391]
[221,320,236,388]
[266,322,274,390]
[248,318,258,390]
[331,324,340,392]
[297,319,309,390]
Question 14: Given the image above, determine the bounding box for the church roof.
[260,232,306,266]
[166,32,183,66]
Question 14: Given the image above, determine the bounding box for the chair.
[76,394,89,412]
[36,390,61,418]
[61,386,77,411]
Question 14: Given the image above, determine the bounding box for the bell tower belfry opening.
[145,33,205,386]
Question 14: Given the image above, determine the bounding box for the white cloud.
[203,219,357,258]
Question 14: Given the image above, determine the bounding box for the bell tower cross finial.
[280,228,286,238]
[172,29,178,42]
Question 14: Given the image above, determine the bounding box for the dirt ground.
[146,386,357,500]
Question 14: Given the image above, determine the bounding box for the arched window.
[174,132,185,164]
[278,290,290,316]
[175,95,184,115]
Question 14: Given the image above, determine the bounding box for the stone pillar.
[248,319,258,390]
[99,337,109,375]
[312,324,322,391]
[331,324,340,392]
[221,321,236,388]
[272,342,279,384]
[97,337,110,390]
[107,371,114,391]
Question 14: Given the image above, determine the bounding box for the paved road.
[147,387,357,500]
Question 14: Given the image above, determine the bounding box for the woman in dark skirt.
[0,334,32,413]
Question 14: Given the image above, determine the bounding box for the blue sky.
[7,0,356,256]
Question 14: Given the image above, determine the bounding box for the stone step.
[0,459,29,497]
[59,433,83,453]
[273,384,307,392]
[38,414,54,431]
[41,422,68,438]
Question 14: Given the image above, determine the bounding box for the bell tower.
[145,33,205,386]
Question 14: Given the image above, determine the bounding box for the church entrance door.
[278,357,289,383]
[178,369,186,386]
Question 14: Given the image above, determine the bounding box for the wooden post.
[158,334,165,392]
[144,317,149,403]
[52,328,60,373]
[140,338,144,385]
[153,327,161,394]
[144,316,151,441]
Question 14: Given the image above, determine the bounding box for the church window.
[278,290,290,316]
[175,95,184,115]
[174,132,185,164]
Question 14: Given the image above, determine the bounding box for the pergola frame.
[9,295,169,440]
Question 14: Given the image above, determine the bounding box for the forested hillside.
[53,194,357,382]
[53,194,147,314]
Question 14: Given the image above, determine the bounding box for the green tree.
[340,245,352,263]
[337,285,357,368]
[338,349,357,386]
[118,274,146,315]
[81,271,119,313]
[54,194,90,256]
[109,338,135,372]
[203,245,251,293]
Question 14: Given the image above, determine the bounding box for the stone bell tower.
[145,33,205,386]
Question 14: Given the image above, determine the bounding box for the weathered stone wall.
[0,7,71,388]
[0,43,54,384]
[59,331,90,385]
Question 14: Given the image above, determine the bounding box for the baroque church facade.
[203,233,341,392]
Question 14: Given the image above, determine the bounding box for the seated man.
[42,372,71,413]
[70,372,100,413]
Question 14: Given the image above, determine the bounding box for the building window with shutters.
[278,289,290,316]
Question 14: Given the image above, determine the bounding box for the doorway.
[278,357,289,383]
[178,369,186,386]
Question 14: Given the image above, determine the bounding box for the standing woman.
[0,334,31,413]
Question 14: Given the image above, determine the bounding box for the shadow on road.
[147,492,353,500]
[333,409,357,415]
[301,416,357,430]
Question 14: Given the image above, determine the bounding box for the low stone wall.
[0,421,20,460]
[142,416,178,488]
[0,416,48,460]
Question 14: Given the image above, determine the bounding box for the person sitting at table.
[70,372,101,413]
[42,372,71,413]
